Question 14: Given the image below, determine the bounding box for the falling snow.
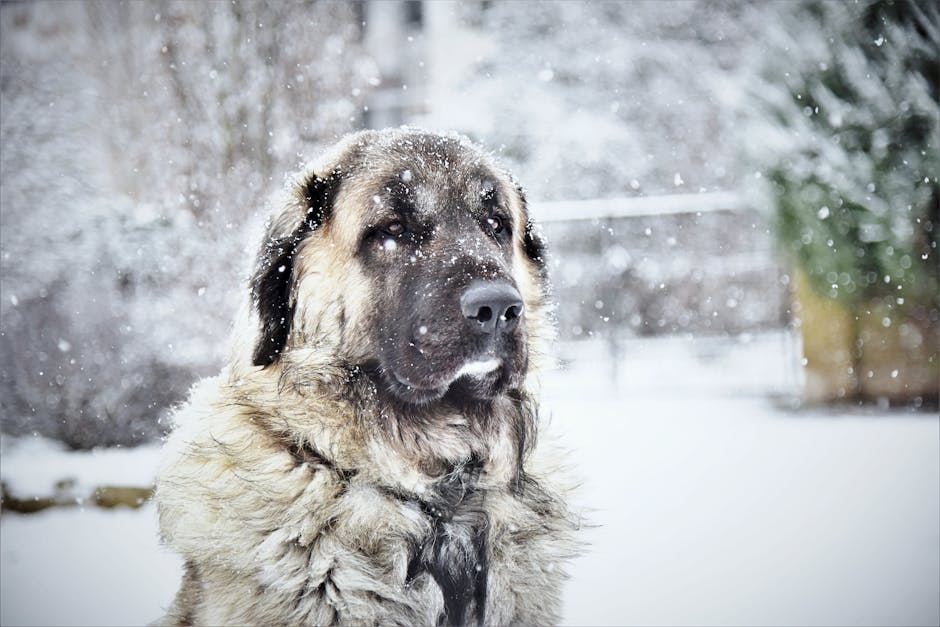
[1,2,936,625]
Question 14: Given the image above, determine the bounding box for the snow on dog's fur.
[155,128,581,626]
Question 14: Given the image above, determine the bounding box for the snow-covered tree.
[0,2,373,447]
[420,1,762,199]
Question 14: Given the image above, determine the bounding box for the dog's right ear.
[249,170,339,367]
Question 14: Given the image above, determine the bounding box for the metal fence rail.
[530,190,749,223]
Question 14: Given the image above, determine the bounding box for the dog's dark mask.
[358,171,529,405]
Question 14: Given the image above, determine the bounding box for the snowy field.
[2,332,938,626]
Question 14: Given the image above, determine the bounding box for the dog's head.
[246,128,549,406]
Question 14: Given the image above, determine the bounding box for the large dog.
[156,128,580,626]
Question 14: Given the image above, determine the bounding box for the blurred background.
[0,2,937,626]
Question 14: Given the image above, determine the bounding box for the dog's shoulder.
[481,440,584,624]
[156,374,343,566]
[155,374,446,624]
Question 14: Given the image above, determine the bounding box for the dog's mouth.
[453,358,501,379]
[383,357,506,405]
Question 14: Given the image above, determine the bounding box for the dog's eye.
[486,216,504,234]
[383,221,405,236]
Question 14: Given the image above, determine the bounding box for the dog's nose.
[460,281,524,334]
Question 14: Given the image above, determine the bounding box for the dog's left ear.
[250,171,339,367]
[514,183,548,271]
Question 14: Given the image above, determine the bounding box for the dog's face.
[249,129,548,406]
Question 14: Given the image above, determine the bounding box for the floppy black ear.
[514,183,548,271]
[523,219,547,267]
[250,171,339,367]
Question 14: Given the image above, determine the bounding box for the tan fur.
[156,128,581,626]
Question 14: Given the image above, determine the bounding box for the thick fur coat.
[156,128,581,626]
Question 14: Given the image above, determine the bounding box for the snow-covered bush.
[744,0,938,311]
[740,0,939,402]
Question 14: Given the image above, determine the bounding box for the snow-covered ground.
[2,332,938,626]
[0,441,178,627]
[549,334,939,626]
